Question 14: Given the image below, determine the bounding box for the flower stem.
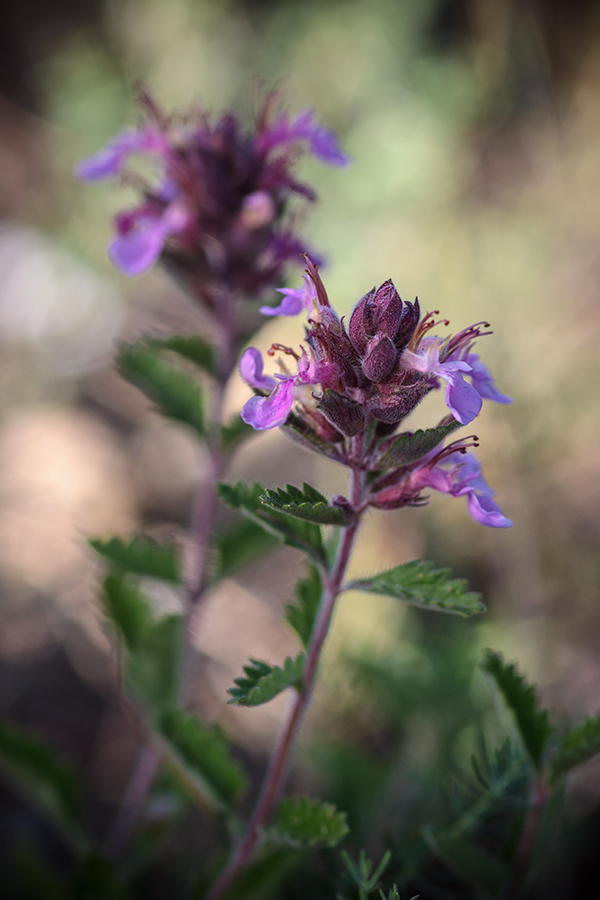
[206,465,366,900]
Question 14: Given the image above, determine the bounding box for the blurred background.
[2,0,600,894]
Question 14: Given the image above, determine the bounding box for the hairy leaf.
[118,343,205,436]
[212,519,279,582]
[285,566,322,648]
[274,796,349,847]
[370,419,462,470]
[349,560,484,617]
[102,572,153,651]
[146,334,216,376]
[281,413,344,464]
[0,720,80,837]
[260,483,348,526]
[482,650,553,769]
[90,537,181,583]
[228,654,305,706]
[218,481,325,563]
[550,711,600,782]
[425,830,508,900]
[158,710,245,808]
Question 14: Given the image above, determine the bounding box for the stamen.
[268,343,300,360]
[427,435,480,467]
[303,254,330,307]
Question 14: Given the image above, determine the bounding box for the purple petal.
[444,375,483,424]
[241,380,294,429]
[466,491,513,528]
[240,348,277,389]
[108,220,167,275]
[260,292,305,317]
[77,128,166,181]
[467,354,512,404]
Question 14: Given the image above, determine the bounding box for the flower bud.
[317,389,365,436]
[348,288,376,354]
[361,333,397,382]
[372,280,403,338]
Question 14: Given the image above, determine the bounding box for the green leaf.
[228,654,305,706]
[549,711,600,782]
[274,796,349,847]
[158,710,245,808]
[218,481,326,564]
[102,572,153,651]
[90,537,181,583]
[482,650,553,769]
[260,483,348,526]
[370,419,462,470]
[212,519,279,582]
[424,830,507,900]
[348,560,484,617]
[221,415,255,455]
[0,720,81,843]
[146,334,216,377]
[128,614,183,712]
[285,566,322,648]
[118,343,205,437]
[281,413,345,465]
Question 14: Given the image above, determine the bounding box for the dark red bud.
[395,298,421,351]
[348,288,376,354]
[367,381,429,424]
[373,280,403,337]
[317,389,365,437]
[361,333,397,382]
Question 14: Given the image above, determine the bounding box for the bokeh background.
[3,0,600,891]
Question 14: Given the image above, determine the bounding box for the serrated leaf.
[221,415,255,455]
[549,711,600,782]
[370,419,462,470]
[212,519,279,582]
[102,572,153,651]
[127,614,183,712]
[348,560,484,617]
[118,343,205,437]
[217,481,326,564]
[285,566,322,648]
[90,537,181,583]
[274,796,349,847]
[424,830,507,900]
[260,483,348,526]
[158,709,245,808]
[0,720,81,841]
[146,334,216,377]
[228,654,305,706]
[482,650,553,769]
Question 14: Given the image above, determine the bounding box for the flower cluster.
[241,260,512,527]
[78,90,348,309]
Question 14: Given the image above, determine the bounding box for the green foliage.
[274,796,349,847]
[101,572,153,651]
[424,830,508,900]
[341,849,391,897]
[0,720,81,845]
[549,710,600,782]
[221,415,256,455]
[90,537,182,583]
[482,650,553,770]
[212,519,279,582]
[146,334,216,377]
[260,483,348,526]
[226,847,305,900]
[217,481,326,563]
[370,419,462,470]
[158,709,246,808]
[349,560,484,617]
[285,565,323,648]
[228,654,305,706]
[118,343,205,437]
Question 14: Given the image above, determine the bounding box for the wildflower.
[78,89,348,305]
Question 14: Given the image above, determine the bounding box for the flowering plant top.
[241,259,512,528]
[78,89,348,309]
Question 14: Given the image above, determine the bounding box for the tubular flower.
[78,89,348,307]
[240,259,512,527]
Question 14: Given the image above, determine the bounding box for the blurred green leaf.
[285,565,322,648]
[218,481,326,563]
[128,614,183,712]
[221,415,256,455]
[158,710,245,809]
[260,483,348,526]
[91,537,181,583]
[212,519,279,582]
[424,830,508,900]
[370,419,462,470]
[482,650,553,770]
[274,796,349,847]
[101,572,153,652]
[0,720,81,846]
[146,334,216,377]
[228,654,305,706]
[226,846,305,900]
[348,560,484,617]
[549,710,600,782]
[118,343,205,437]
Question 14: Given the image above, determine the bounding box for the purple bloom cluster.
[78,90,348,309]
[240,261,512,527]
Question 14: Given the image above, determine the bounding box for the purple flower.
[259,274,317,317]
[401,337,482,425]
[77,128,167,180]
[240,346,317,430]
[257,108,350,167]
[465,353,512,404]
[109,202,190,276]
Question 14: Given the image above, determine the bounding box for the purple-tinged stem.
[103,744,160,859]
[205,462,366,900]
